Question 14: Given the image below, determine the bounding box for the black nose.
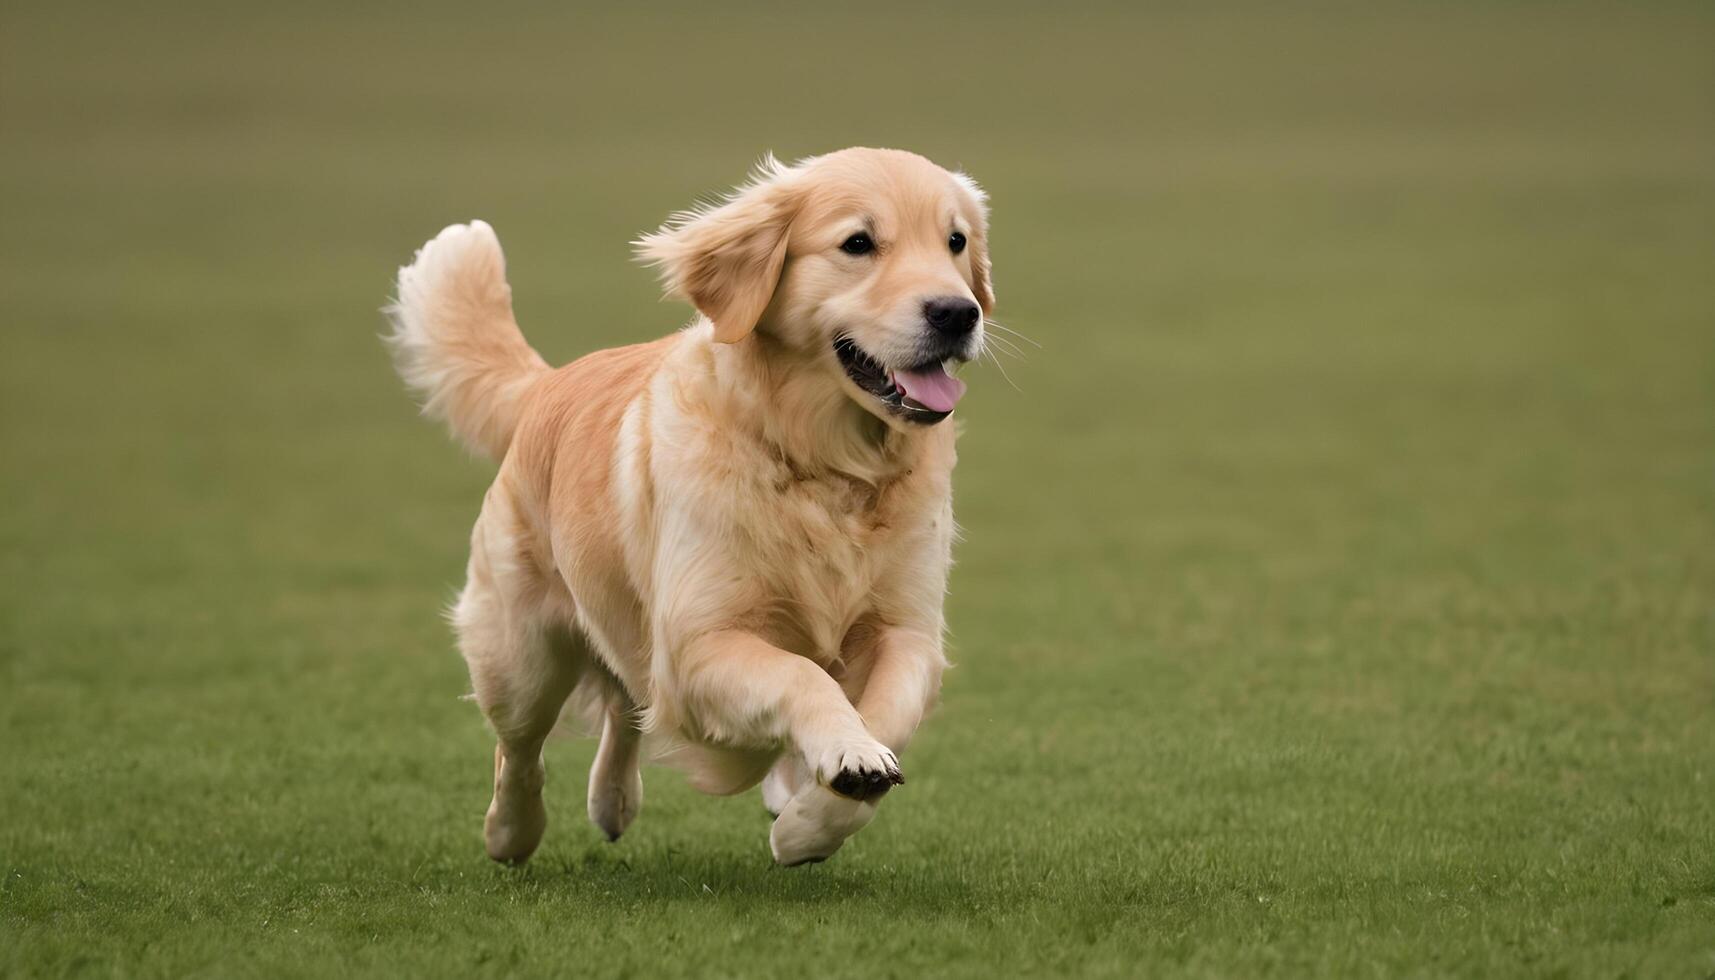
[923,297,980,336]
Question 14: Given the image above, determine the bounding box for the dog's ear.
[952,171,996,315]
[636,158,800,344]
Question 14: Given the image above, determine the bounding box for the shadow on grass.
[453,840,984,912]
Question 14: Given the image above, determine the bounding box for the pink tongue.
[891,364,967,413]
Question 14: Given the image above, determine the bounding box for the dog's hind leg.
[465,618,582,864]
[456,499,584,865]
[587,698,644,841]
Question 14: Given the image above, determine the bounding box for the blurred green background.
[2,2,1712,977]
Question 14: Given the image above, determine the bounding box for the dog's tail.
[385,221,550,460]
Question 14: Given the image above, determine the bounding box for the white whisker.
[980,345,1023,392]
[983,334,1025,360]
[983,319,1042,349]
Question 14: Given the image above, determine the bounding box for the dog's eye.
[948,231,967,254]
[840,233,874,256]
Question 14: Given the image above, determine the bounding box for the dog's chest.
[748,472,903,658]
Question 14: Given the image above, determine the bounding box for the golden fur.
[386,148,993,865]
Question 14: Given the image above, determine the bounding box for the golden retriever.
[386,147,993,865]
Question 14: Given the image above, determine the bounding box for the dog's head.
[637,148,993,427]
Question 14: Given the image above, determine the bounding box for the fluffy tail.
[385,221,550,460]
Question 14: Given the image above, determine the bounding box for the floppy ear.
[635,161,799,343]
[968,229,996,316]
[952,171,996,315]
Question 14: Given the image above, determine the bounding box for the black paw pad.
[829,765,904,802]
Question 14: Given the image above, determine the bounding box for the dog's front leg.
[673,629,902,796]
[669,629,901,865]
[764,628,946,865]
[763,626,947,812]
[854,627,947,754]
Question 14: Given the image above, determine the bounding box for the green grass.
[3,2,1713,976]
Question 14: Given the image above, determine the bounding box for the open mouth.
[834,338,967,426]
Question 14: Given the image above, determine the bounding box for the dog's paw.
[809,739,902,802]
[769,783,879,866]
[587,765,642,842]
[485,749,548,864]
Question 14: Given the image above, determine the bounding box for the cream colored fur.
[387,148,993,865]
[385,220,549,460]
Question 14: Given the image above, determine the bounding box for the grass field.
[3,2,1713,976]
